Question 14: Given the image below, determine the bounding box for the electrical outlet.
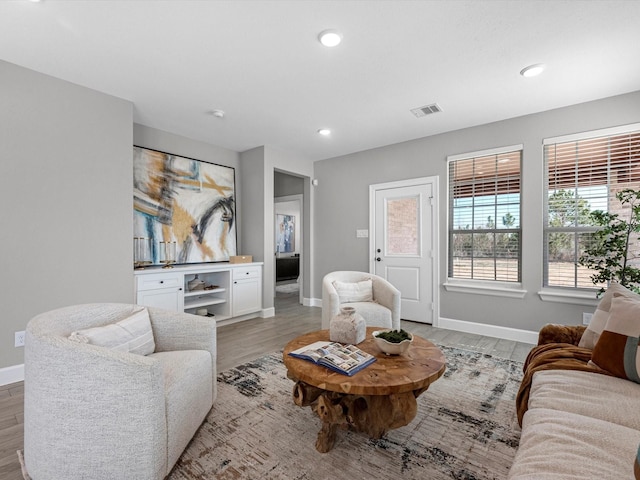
[15,331,25,347]
[582,312,593,325]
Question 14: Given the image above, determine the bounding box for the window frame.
[445,144,525,297]
[542,122,640,293]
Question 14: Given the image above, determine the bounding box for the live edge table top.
[283,327,447,396]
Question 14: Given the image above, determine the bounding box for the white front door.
[370,177,438,324]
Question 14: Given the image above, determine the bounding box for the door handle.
[376,257,381,262]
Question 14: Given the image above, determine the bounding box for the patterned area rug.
[169,346,523,480]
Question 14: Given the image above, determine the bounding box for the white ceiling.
[1,0,639,162]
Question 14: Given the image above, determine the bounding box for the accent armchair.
[23,303,216,480]
[322,271,401,330]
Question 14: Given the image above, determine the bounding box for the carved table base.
[283,328,446,453]
[291,379,430,452]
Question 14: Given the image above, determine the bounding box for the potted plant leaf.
[578,188,640,296]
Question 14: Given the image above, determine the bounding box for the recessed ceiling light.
[317,128,331,136]
[318,30,342,47]
[208,109,225,118]
[520,63,545,78]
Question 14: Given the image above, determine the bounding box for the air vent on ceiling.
[410,103,442,118]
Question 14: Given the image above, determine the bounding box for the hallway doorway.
[274,170,304,308]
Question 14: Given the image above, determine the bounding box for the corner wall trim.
[438,317,538,345]
[305,297,322,308]
[261,307,276,318]
[0,364,24,386]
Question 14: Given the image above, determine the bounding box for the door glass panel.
[386,195,420,255]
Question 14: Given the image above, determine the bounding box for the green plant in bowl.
[372,329,414,355]
[375,329,411,343]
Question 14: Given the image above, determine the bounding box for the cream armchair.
[322,271,401,330]
[23,303,216,480]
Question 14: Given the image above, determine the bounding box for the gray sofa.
[23,303,216,480]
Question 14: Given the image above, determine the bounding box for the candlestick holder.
[159,241,177,268]
[133,237,152,269]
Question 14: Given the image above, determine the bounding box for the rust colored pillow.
[590,295,640,383]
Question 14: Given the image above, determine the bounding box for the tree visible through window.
[544,127,640,290]
[448,148,522,282]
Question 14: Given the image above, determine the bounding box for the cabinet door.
[136,287,182,312]
[232,279,261,316]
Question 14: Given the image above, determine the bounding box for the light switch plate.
[356,229,369,238]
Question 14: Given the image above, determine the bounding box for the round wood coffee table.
[283,327,446,452]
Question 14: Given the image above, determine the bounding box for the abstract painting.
[276,214,295,253]
[133,146,236,265]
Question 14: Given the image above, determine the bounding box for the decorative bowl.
[188,275,205,291]
[372,330,413,355]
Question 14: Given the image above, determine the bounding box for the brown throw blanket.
[515,342,609,426]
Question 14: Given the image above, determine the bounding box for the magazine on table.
[288,341,376,376]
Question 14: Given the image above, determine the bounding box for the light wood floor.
[0,291,534,480]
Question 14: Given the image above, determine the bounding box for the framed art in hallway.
[133,146,237,265]
[276,214,295,253]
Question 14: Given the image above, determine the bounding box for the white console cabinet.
[134,263,263,323]
[135,272,183,311]
[231,266,262,316]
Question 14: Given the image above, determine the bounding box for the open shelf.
[184,288,226,297]
[184,297,226,309]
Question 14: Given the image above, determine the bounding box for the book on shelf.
[288,341,376,376]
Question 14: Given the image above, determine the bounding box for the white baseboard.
[438,317,538,344]
[302,300,536,343]
[305,297,322,308]
[0,363,24,386]
[261,307,275,318]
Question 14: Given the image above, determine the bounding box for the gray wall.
[240,146,315,306]
[5,54,634,372]
[0,60,133,370]
[239,146,286,311]
[313,90,640,333]
[134,124,239,170]
[275,170,304,197]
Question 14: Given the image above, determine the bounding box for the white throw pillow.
[333,279,374,303]
[69,307,156,355]
[579,282,640,349]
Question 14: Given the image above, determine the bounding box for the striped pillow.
[69,307,155,355]
[579,282,640,349]
[590,295,640,383]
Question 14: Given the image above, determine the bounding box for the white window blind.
[544,125,640,289]
[448,147,522,282]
